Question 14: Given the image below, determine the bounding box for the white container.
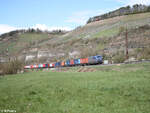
[104,60,109,65]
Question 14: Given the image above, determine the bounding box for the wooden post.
[125,27,129,60]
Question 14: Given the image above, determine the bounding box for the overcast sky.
[0,0,150,34]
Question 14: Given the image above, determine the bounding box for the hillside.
[0,12,150,64]
[87,4,150,23]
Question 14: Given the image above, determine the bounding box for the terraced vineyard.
[0,13,150,63]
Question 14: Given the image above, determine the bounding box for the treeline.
[0,28,67,40]
[87,4,150,24]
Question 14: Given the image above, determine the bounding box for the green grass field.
[0,63,150,113]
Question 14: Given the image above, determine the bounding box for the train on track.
[24,55,103,69]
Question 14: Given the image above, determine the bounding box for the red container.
[36,65,38,68]
[31,65,34,69]
[83,58,86,64]
[80,58,83,64]
[43,64,46,68]
[80,58,88,64]
[24,66,30,69]
[61,62,65,66]
[70,60,74,65]
[85,58,88,63]
[52,63,55,67]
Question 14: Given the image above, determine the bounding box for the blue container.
[55,62,61,67]
[74,59,81,65]
[78,59,80,64]
[38,64,43,68]
[45,64,49,68]
[66,60,70,66]
[74,59,78,65]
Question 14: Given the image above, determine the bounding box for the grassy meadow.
[0,63,150,113]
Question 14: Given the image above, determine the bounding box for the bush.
[119,26,125,35]
[0,59,24,75]
[113,53,126,63]
[137,48,150,60]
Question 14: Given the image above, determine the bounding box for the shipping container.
[80,58,84,64]
[24,66,30,69]
[61,62,65,66]
[36,65,38,68]
[34,65,38,68]
[43,64,46,68]
[74,59,78,65]
[33,65,36,68]
[65,61,67,66]
[78,59,80,64]
[66,60,70,66]
[45,64,49,68]
[52,63,55,67]
[80,58,88,65]
[31,65,34,69]
[39,64,43,68]
[74,59,81,65]
[55,62,61,67]
[70,60,74,65]
[104,60,108,65]
[85,58,88,64]
[49,63,52,68]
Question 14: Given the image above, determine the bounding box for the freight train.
[24,55,103,69]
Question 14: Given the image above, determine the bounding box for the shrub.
[0,59,24,75]
[119,26,125,35]
[113,52,126,63]
[137,48,150,60]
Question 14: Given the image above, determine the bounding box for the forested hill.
[87,4,150,24]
